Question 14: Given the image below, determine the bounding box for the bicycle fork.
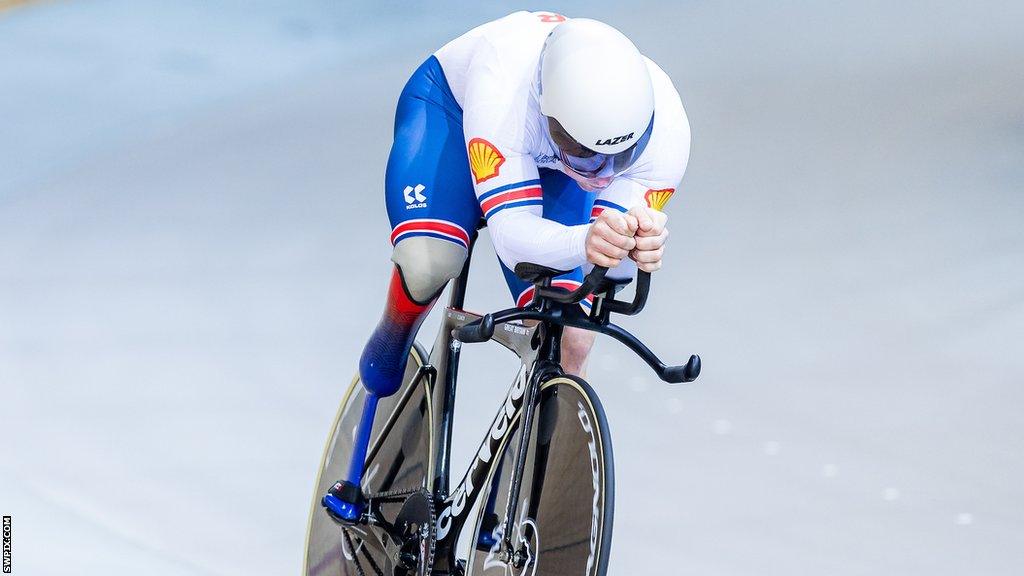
[494,327,562,566]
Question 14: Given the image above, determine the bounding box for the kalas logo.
[595,132,634,147]
[403,184,427,209]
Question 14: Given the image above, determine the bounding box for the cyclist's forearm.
[487,210,589,270]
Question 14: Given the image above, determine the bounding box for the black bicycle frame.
[356,233,701,573]
[422,242,559,573]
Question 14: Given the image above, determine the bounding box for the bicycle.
[304,236,701,576]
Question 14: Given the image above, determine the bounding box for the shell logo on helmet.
[644,188,674,211]
[467,138,505,184]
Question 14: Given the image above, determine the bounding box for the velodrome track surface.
[2,1,1022,574]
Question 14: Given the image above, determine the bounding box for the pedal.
[321,480,364,524]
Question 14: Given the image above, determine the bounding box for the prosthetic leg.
[323,237,466,521]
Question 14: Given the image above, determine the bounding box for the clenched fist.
[627,206,669,272]
[585,209,639,268]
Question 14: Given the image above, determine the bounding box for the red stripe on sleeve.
[479,186,542,215]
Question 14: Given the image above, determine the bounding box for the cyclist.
[326,12,690,517]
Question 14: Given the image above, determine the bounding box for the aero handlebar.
[456,265,701,384]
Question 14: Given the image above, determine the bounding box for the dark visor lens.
[547,114,654,178]
[547,117,595,158]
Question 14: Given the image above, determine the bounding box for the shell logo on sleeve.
[644,188,675,211]
[467,138,505,184]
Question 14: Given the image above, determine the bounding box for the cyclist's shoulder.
[645,56,689,137]
[449,14,552,156]
[616,58,690,188]
[435,12,553,90]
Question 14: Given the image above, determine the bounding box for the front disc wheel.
[466,376,615,576]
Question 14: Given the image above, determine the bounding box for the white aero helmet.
[539,18,655,178]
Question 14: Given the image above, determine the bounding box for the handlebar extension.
[535,266,608,303]
[662,354,702,384]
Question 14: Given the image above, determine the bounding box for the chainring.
[386,489,436,576]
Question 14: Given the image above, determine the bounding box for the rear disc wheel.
[304,344,434,576]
